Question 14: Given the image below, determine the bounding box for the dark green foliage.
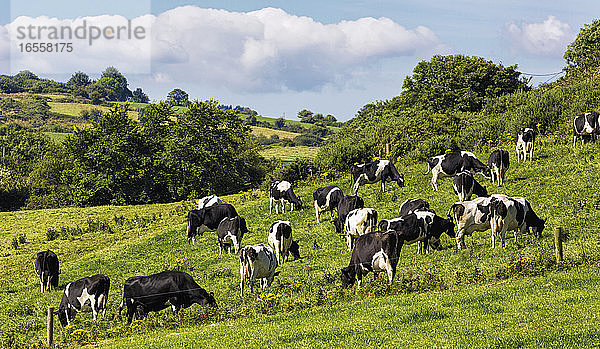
[293,134,322,147]
[67,71,91,89]
[167,88,190,106]
[402,55,530,113]
[131,88,149,103]
[564,19,600,74]
[101,66,132,101]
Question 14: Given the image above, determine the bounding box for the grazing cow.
[186,203,238,244]
[573,112,599,145]
[34,250,59,293]
[452,171,488,202]
[426,151,489,191]
[270,181,303,214]
[267,220,294,263]
[490,197,545,247]
[216,216,248,254]
[119,270,216,324]
[332,195,365,235]
[516,128,536,161]
[398,198,430,217]
[380,212,454,254]
[448,194,509,249]
[239,244,278,296]
[56,274,110,326]
[313,186,344,223]
[351,160,404,194]
[343,208,378,251]
[341,231,399,288]
[488,150,510,186]
[197,195,223,209]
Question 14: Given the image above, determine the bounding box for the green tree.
[101,66,132,101]
[274,117,286,129]
[67,71,91,89]
[167,89,190,106]
[132,88,149,103]
[0,76,22,93]
[564,19,600,73]
[401,55,529,113]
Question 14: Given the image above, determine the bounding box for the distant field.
[44,132,71,143]
[259,145,319,160]
[251,126,299,139]
[48,102,139,120]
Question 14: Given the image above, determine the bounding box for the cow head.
[332,217,343,235]
[340,266,356,288]
[198,291,217,308]
[396,173,405,188]
[187,210,205,244]
[532,218,546,238]
[289,240,301,259]
[55,307,71,327]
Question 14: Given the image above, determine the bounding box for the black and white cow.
[426,151,489,191]
[488,149,510,186]
[267,220,293,264]
[186,203,238,244]
[239,244,279,296]
[270,181,303,214]
[331,195,365,235]
[516,128,536,161]
[216,216,248,254]
[119,270,216,324]
[573,112,599,145]
[341,231,400,288]
[452,171,488,202]
[490,196,545,248]
[34,250,59,293]
[380,212,454,254]
[448,194,509,249]
[197,194,223,209]
[398,198,430,217]
[56,274,110,326]
[343,208,378,251]
[351,160,404,194]
[313,186,344,223]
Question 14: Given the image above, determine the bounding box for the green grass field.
[1,135,599,348]
[259,145,319,160]
[251,126,300,140]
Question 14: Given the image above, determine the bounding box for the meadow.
[1,135,600,347]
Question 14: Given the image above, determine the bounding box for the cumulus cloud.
[2,6,446,92]
[505,16,575,57]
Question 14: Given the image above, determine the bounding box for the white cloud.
[505,16,575,57]
[1,6,446,92]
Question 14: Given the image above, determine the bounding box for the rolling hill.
[1,136,599,347]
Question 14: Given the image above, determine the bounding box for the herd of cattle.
[36,120,589,328]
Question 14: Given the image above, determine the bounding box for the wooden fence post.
[47,306,54,347]
[554,227,563,263]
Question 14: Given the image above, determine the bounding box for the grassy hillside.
[259,145,319,160]
[1,136,599,347]
[250,126,299,140]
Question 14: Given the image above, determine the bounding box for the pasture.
[259,145,319,161]
[1,136,600,347]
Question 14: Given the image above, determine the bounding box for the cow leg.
[314,201,320,223]
[381,180,385,193]
[218,241,223,255]
[456,231,466,250]
[40,279,44,293]
[345,234,352,251]
[431,172,439,191]
[423,239,429,254]
[270,197,273,214]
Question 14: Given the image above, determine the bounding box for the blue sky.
[1,1,599,120]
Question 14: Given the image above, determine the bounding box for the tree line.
[317,20,600,171]
[0,101,270,210]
